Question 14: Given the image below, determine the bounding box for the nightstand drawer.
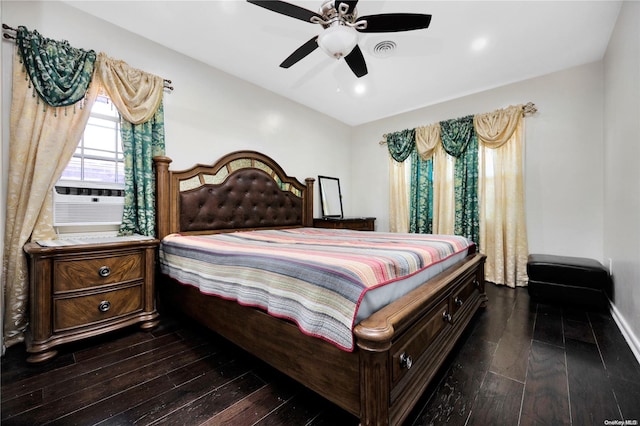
[54,252,144,292]
[54,285,143,331]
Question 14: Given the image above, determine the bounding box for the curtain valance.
[16,26,96,107]
[415,123,441,161]
[440,115,475,158]
[386,128,416,162]
[96,53,164,124]
[474,104,523,148]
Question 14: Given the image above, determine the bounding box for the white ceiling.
[64,1,622,126]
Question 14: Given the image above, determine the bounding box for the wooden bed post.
[154,156,172,239]
[304,177,315,227]
[360,349,392,425]
[356,321,394,425]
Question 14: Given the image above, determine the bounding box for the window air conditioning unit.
[53,180,125,234]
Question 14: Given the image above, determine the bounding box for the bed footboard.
[159,252,485,426]
[355,252,486,425]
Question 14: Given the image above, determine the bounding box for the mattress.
[159,228,473,351]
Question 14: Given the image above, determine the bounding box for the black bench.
[527,254,611,308]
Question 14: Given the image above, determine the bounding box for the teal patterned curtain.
[440,115,479,246]
[119,103,165,236]
[409,150,433,234]
[386,128,415,162]
[16,26,95,107]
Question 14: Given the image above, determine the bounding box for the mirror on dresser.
[318,175,343,218]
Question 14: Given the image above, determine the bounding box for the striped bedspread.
[159,228,473,351]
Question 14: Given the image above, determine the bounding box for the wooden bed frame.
[153,150,487,426]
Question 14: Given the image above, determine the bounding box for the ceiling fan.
[246,0,432,78]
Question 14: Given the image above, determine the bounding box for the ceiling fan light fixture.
[317,25,359,59]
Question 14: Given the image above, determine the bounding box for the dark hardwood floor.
[3,283,640,425]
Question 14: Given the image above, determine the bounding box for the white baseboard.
[609,301,640,365]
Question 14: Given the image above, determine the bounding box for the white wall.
[0,0,352,221]
[603,1,640,357]
[351,62,605,261]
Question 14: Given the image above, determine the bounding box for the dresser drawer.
[313,217,376,231]
[342,219,374,231]
[54,252,144,292]
[53,285,143,331]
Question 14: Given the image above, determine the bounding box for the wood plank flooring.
[2,283,640,425]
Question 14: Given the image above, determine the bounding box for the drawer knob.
[455,297,464,307]
[442,311,452,323]
[98,301,111,312]
[473,278,480,288]
[399,352,413,370]
[98,266,111,278]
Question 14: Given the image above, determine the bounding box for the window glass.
[60,95,124,184]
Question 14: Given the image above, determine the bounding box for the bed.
[153,150,487,426]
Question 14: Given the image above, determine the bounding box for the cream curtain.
[389,156,409,233]
[475,105,529,287]
[2,52,99,348]
[96,53,164,125]
[432,143,456,235]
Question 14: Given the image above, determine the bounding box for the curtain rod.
[378,102,538,145]
[2,24,174,92]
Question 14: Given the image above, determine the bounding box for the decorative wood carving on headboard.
[153,151,314,239]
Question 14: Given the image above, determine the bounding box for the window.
[60,95,124,185]
[54,95,125,236]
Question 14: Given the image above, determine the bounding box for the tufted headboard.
[153,151,314,239]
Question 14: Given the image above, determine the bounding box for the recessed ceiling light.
[471,37,488,51]
[354,83,367,96]
[218,0,239,14]
[260,112,282,133]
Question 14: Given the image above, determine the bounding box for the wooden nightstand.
[313,217,376,231]
[23,238,160,363]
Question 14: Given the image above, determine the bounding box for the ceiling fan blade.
[356,13,432,33]
[335,0,359,14]
[280,36,319,68]
[247,0,322,24]
[344,45,368,78]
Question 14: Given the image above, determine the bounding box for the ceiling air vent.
[371,40,397,58]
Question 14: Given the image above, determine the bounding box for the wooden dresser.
[313,217,376,231]
[23,238,160,363]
